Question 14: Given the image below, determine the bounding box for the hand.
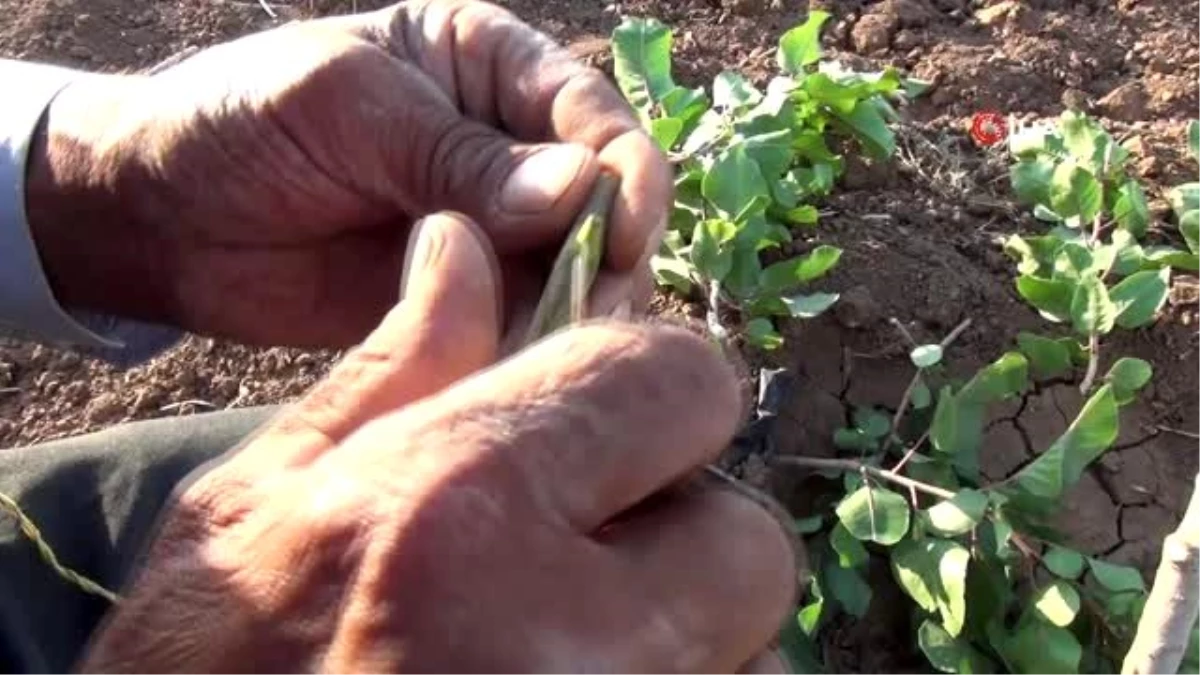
[25,0,669,347]
[80,214,795,672]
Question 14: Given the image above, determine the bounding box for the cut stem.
[1122,474,1200,674]
[773,456,955,500]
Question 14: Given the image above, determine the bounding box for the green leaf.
[1052,242,1096,281]
[1043,545,1085,579]
[1172,183,1200,219]
[725,245,763,299]
[1105,357,1152,405]
[681,110,727,156]
[1070,275,1116,336]
[918,619,994,674]
[854,407,891,439]
[611,18,676,118]
[740,129,795,178]
[648,117,684,152]
[1003,620,1083,674]
[1009,385,1118,502]
[1182,211,1199,254]
[1050,162,1103,224]
[911,344,944,369]
[1061,110,1115,165]
[911,380,932,409]
[1088,558,1145,592]
[836,486,911,545]
[1113,180,1150,237]
[782,292,840,318]
[759,245,841,292]
[712,71,762,110]
[745,317,783,350]
[659,85,709,127]
[1111,228,1147,276]
[782,205,820,226]
[1006,234,1065,276]
[1017,332,1073,378]
[959,351,1028,404]
[689,219,736,281]
[833,100,896,158]
[1032,581,1081,627]
[930,385,959,454]
[1143,245,1199,272]
[1011,158,1056,206]
[834,427,875,452]
[796,577,824,635]
[1189,120,1199,159]
[830,523,869,568]
[702,145,770,218]
[1017,275,1073,322]
[824,560,872,618]
[650,254,694,293]
[891,538,970,636]
[776,10,830,74]
[924,490,988,536]
[1109,268,1170,329]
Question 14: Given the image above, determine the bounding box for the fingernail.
[399,218,443,300]
[499,144,590,214]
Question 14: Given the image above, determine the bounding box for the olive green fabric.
[0,407,277,673]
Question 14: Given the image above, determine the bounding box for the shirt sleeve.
[0,59,182,367]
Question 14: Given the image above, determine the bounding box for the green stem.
[773,456,955,500]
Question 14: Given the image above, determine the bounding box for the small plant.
[604,13,1196,674]
[611,12,914,349]
[1003,111,1194,394]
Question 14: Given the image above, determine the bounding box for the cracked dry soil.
[0,0,1197,670]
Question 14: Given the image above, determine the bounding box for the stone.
[832,285,881,329]
[974,0,1017,26]
[1097,82,1148,122]
[851,13,897,53]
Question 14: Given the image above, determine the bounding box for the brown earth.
[1,0,1197,670]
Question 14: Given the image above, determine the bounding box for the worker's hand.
[79,213,794,672]
[25,0,668,347]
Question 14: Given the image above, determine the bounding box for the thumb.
[246,212,503,469]
[406,119,599,254]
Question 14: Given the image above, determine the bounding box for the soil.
[1,0,1196,670]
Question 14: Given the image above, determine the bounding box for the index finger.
[355,0,672,271]
[362,322,742,534]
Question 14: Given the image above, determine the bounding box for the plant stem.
[706,279,728,341]
[939,318,973,349]
[1122,474,1200,674]
[1155,425,1200,440]
[1079,332,1101,395]
[889,317,972,436]
[773,456,956,500]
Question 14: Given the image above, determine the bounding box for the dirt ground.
[1,0,1197,669]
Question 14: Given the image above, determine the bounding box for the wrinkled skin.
[27,0,667,347]
[23,1,796,670]
[80,215,796,672]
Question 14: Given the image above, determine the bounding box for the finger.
[389,322,741,532]
[248,211,503,469]
[739,650,789,674]
[349,1,672,271]
[605,486,796,673]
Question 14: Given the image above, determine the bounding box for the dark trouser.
[0,408,277,673]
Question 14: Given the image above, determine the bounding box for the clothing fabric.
[0,59,183,366]
[0,407,277,672]
[1,59,251,672]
